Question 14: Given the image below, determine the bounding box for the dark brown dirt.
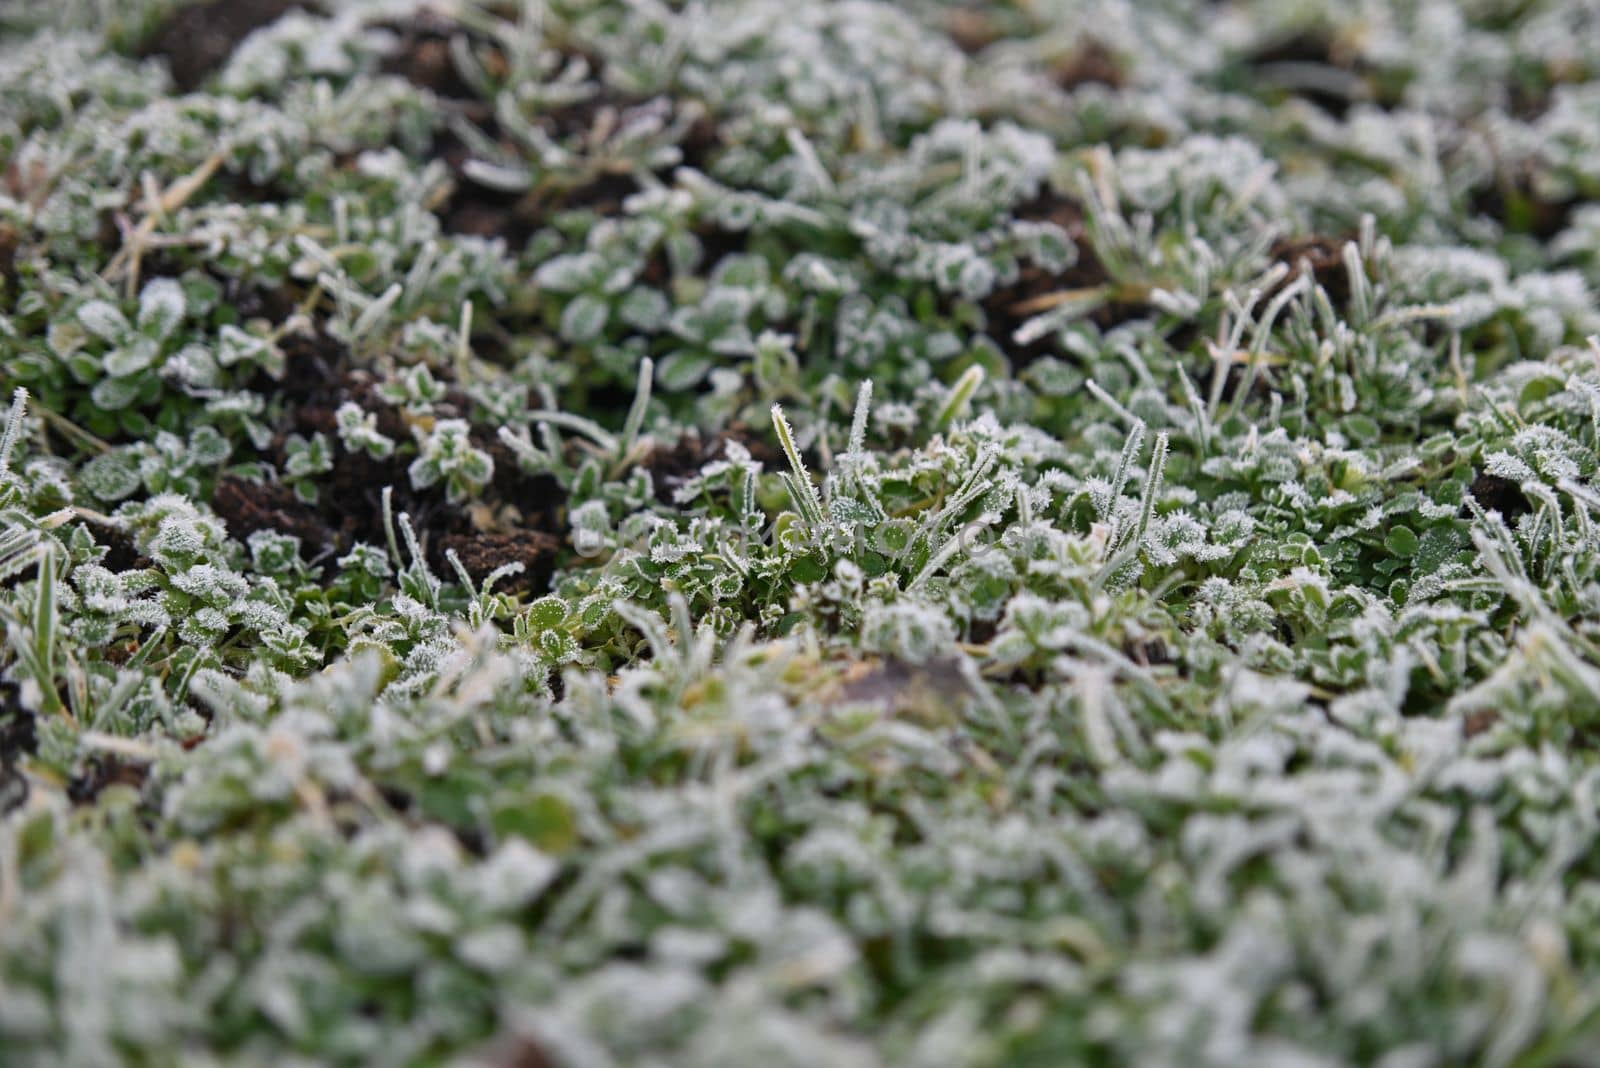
[0,764,25,814]
[981,263,1074,366]
[1503,55,1593,121]
[0,679,32,813]
[98,523,153,573]
[1247,32,1341,68]
[945,8,1002,55]
[377,11,500,101]
[67,754,149,805]
[982,192,1147,366]
[268,327,356,414]
[1468,473,1532,524]
[240,327,569,592]
[379,15,722,247]
[467,1033,558,1068]
[439,530,560,594]
[1269,234,1352,308]
[835,658,963,704]
[0,222,20,290]
[375,14,537,240]
[1122,636,1173,667]
[967,616,999,645]
[434,92,709,241]
[636,217,749,290]
[1053,41,1125,91]
[829,658,975,727]
[3,157,50,206]
[1242,31,1367,118]
[211,475,337,555]
[677,113,726,175]
[642,426,778,505]
[1470,168,1577,241]
[222,275,299,325]
[140,0,310,92]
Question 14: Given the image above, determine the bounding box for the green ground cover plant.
[4,0,1600,1063]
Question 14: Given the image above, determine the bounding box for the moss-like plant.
[4,1,1600,1065]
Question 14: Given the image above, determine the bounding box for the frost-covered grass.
[4,0,1600,1064]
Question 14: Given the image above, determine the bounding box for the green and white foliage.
[5,0,1600,1065]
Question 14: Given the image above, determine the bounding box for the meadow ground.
[4,1,1600,1065]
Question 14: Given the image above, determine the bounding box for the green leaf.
[1384,525,1419,557]
[78,300,129,342]
[656,350,713,391]
[492,792,578,854]
[789,555,827,584]
[560,294,610,344]
[526,596,569,631]
[137,278,186,340]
